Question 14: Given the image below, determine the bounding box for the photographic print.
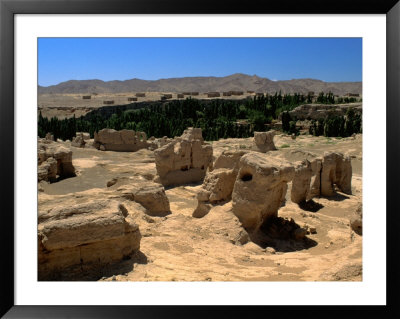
[37,37,363,282]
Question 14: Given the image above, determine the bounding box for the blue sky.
[38,38,362,87]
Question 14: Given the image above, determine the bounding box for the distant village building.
[103,100,114,105]
[182,92,191,95]
[127,97,138,101]
[345,93,360,97]
[247,90,255,94]
[177,94,184,98]
[207,92,221,98]
[82,95,91,99]
[135,93,146,97]
[191,92,199,96]
[223,92,232,96]
[163,94,173,99]
[230,91,244,96]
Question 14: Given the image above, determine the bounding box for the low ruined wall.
[94,129,150,152]
[154,127,213,186]
[252,131,277,153]
[38,200,141,280]
[38,139,76,182]
[193,147,353,231]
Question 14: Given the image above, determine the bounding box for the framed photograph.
[1,0,399,317]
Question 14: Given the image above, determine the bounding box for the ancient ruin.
[212,149,249,171]
[116,181,170,217]
[193,149,247,218]
[38,200,141,280]
[38,157,57,183]
[71,133,86,148]
[308,158,323,200]
[45,132,54,141]
[38,139,76,182]
[194,147,353,232]
[290,152,352,203]
[76,132,90,140]
[231,152,295,230]
[252,131,277,153]
[94,128,150,152]
[36,130,362,282]
[158,136,172,147]
[154,128,213,186]
[291,160,313,204]
[35,45,365,283]
[320,152,352,196]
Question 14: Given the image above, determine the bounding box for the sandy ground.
[38,133,362,281]
[38,92,256,119]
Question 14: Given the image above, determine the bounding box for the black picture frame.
[1,0,399,317]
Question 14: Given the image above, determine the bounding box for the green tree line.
[38,92,361,141]
[308,108,362,137]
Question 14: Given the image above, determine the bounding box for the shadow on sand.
[249,216,318,253]
[40,250,148,282]
[327,192,351,201]
[298,199,324,212]
[97,250,148,280]
[164,181,203,191]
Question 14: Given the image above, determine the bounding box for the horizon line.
[38,73,362,88]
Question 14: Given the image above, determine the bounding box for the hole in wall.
[241,173,253,182]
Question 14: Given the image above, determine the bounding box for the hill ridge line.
[38,73,362,96]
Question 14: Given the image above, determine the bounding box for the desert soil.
[38,133,362,281]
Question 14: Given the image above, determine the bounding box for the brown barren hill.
[38,73,362,96]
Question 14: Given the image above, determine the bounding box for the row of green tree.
[280,108,362,138]
[315,92,359,104]
[309,112,362,137]
[38,93,360,141]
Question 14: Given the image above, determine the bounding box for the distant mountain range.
[38,73,362,96]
